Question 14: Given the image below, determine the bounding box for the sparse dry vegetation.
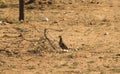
[0,0,120,74]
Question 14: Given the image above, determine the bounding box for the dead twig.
[44,28,56,51]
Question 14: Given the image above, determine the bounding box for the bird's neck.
[60,37,62,42]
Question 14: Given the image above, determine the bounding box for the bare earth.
[0,0,120,74]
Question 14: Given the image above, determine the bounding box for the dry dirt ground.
[0,0,120,74]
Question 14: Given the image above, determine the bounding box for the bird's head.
[58,36,62,38]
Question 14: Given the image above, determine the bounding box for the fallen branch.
[44,28,56,51]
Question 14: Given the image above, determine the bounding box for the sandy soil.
[0,0,120,74]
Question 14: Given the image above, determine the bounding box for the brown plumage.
[59,36,68,49]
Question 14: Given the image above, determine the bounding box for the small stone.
[104,32,109,35]
[41,17,49,22]
[75,47,81,51]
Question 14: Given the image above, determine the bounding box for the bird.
[58,36,68,50]
[25,0,35,5]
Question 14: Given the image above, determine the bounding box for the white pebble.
[104,32,109,35]
[42,17,49,22]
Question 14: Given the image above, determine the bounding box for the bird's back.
[59,36,68,49]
